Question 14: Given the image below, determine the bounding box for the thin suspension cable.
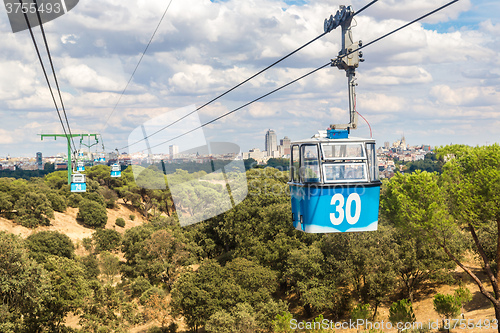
[354,0,378,16]
[130,0,461,152]
[343,0,461,60]
[19,0,71,148]
[31,0,78,157]
[119,0,380,151]
[142,63,330,152]
[102,0,175,130]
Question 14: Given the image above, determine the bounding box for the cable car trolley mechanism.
[289,5,381,233]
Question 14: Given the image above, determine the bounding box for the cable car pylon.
[288,5,381,233]
[39,133,99,190]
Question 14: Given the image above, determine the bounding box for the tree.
[433,293,461,332]
[26,230,75,262]
[99,251,121,283]
[144,293,172,331]
[79,281,139,332]
[171,258,278,332]
[393,227,455,302]
[92,228,122,253]
[388,299,416,333]
[115,217,126,227]
[383,145,500,331]
[99,187,118,208]
[77,198,108,228]
[46,191,67,212]
[0,232,49,332]
[15,191,54,228]
[44,170,68,189]
[243,158,258,170]
[135,229,189,289]
[439,144,500,328]
[0,192,13,214]
[38,256,90,331]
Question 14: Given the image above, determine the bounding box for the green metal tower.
[40,134,99,184]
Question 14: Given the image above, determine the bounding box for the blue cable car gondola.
[288,5,380,233]
[76,161,85,172]
[70,172,86,193]
[289,130,381,233]
[110,163,121,178]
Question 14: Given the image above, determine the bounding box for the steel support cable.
[120,34,328,151]
[338,0,461,63]
[140,63,331,152]
[19,0,72,151]
[31,0,78,157]
[118,0,380,152]
[354,0,379,16]
[133,0,460,153]
[102,0,175,131]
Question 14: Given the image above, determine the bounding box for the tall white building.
[265,129,277,156]
[169,145,179,159]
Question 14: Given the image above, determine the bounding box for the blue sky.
[0,0,498,157]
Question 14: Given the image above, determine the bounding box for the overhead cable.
[128,0,461,153]
[20,0,76,155]
[144,63,331,151]
[102,0,175,131]
[339,0,461,62]
[32,0,78,157]
[119,0,380,151]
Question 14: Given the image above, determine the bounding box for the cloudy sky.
[0,0,498,157]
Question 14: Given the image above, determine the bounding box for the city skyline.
[0,0,498,156]
[0,132,478,159]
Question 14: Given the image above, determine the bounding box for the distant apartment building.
[36,152,43,170]
[169,145,179,159]
[243,148,265,162]
[280,136,291,155]
[265,129,277,156]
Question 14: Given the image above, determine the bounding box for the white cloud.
[430,85,500,106]
[357,93,406,113]
[363,66,432,85]
[0,129,14,144]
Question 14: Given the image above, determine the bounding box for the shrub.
[82,237,94,252]
[115,217,126,228]
[80,254,100,279]
[46,191,67,213]
[93,228,122,252]
[82,192,106,207]
[77,199,108,228]
[131,276,152,298]
[15,192,54,228]
[67,193,83,208]
[389,299,416,329]
[129,214,136,221]
[140,286,166,305]
[99,187,118,209]
[26,230,75,261]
